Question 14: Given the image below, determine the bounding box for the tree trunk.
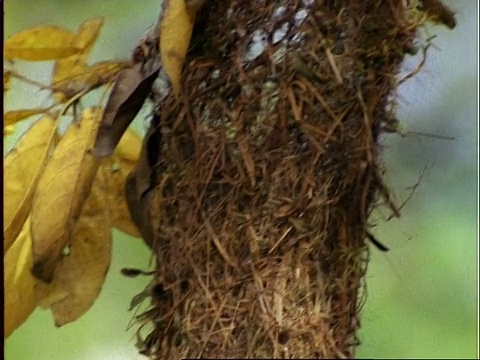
[132,1,424,358]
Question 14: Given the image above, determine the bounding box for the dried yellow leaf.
[109,169,141,238]
[159,0,197,96]
[104,129,142,237]
[53,60,127,103]
[31,107,103,283]
[87,60,128,83]
[4,217,37,338]
[4,108,49,126]
[75,17,104,50]
[113,128,142,163]
[53,18,103,80]
[4,25,82,61]
[36,168,112,326]
[4,115,58,253]
[105,158,141,238]
[51,17,106,103]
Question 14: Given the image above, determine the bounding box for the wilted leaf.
[4,115,58,253]
[35,168,112,326]
[92,63,160,158]
[4,108,50,126]
[4,25,82,61]
[4,217,37,338]
[159,0,198,96]
[31,107,103,282]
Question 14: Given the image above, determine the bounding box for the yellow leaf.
[53,60,128,103]
[36,168,112,326]
[53,18,104,81]
[159,0,197,96]
[4,108,49,126]
[86,60,128,84]
[4,217,37,338]
[105,158,140,238]
[113,128,142,162]
[4,25,82,61]
[107,164,141,238]
[105,129,142,237]
[31,107,103,283]
[4,115,58,253]
[74,17,104,50]
[51,17,106,103]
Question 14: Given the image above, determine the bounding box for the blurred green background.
[4,1,477,359]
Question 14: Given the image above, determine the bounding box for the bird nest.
[132,0,424,358]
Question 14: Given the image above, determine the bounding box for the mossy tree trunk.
[135,1,420,358]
